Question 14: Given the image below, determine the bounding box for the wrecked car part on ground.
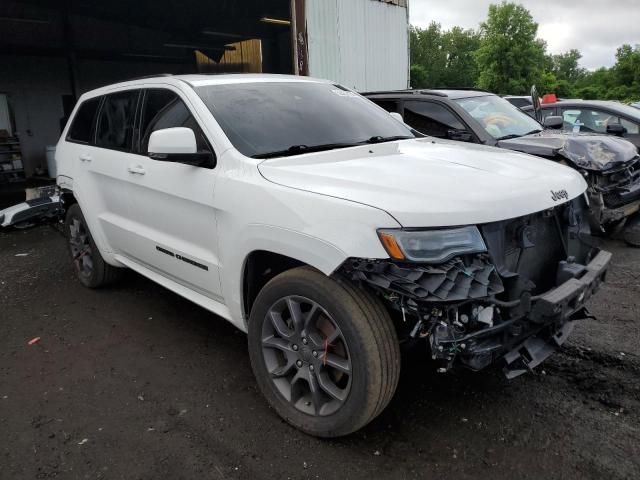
[0,192,62,229]
[341,197,610,378]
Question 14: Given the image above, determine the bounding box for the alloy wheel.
[69,218,94,277]
[261,295,352,416]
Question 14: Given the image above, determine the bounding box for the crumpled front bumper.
[501,250,611,378]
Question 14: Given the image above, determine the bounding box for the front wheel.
[247,267,400,437]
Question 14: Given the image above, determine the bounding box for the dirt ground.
[1,225,639,480]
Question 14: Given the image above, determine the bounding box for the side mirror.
[389,112,404,123]
[447,129,474,142]
[606,123,627,137]
[148,127,215,167]
[543,116,564,129]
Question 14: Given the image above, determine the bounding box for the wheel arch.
[234,227,350,328]
[59,189,77,214]
[241,250,308,324]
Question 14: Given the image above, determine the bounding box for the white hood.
[258,138,588,227]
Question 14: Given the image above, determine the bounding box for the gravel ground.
[1,225,639,480]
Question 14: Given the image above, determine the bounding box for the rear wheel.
[64,204,122,288]
[248,267,400,437]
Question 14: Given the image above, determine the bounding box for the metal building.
[0,0,409,191]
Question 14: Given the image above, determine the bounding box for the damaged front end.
[582,157,640,229]
[340,197,611,378]
[501,133,640,235]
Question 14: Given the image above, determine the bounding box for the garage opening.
[0,0,295,202]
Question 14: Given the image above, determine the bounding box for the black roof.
[363,88,494,100]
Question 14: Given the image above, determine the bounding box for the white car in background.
[55,74,610,437]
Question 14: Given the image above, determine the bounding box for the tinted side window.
[371,100,400,113]
[140,89,211,154]
[403,101,465,138]
[96,90,140,151]
[67,97,101,144]
[507,98,530,108]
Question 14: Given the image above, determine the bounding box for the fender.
[222,224,350,332]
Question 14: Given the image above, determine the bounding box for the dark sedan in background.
[522,100,640,149]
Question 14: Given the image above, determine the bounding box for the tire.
[64,203,122,288]
[247,266,400,437]
[623,214,640,247]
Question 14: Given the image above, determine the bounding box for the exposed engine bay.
[341,197,611,378]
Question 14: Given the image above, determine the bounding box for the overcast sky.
[409,0,640,70]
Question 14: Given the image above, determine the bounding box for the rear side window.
[506,98,531,108]
[96,90,140,151]
[403,101,465,138]
[67,98,101,144]
[372,100,400,113]
[139,89,211,154]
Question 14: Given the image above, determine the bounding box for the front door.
[121,87,223,301]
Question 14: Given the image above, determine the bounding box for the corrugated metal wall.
[306,0,409,91]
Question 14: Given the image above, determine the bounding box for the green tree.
[410,64,429,88]
[612,44,640,88]
[409,23,447,86]
[475,2,547,94]
[441,27,482,87]
[410,23,480,88]
[550,49,586,83]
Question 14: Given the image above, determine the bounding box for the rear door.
[70,90,141,256]
[122,87,223,301]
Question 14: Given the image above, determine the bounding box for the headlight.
[378,226,487,263]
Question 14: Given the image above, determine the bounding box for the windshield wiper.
[252,142,363,159]
[365,135,414,143]
[496,129,542,141]
[252,136,414,159]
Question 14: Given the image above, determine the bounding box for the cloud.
[409,0,640,69]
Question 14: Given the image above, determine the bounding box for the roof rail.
[125,73,174,82]
[429,87,490,93]
[362,89,448,97]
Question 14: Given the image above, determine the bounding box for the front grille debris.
[344,256,504,302]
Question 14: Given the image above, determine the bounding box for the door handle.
[127,165,146,175]
[79,154,92,162]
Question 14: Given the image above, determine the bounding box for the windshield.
[455,95,543,140]
[195,81,414,158]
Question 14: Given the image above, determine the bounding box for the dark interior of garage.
[0,0,295,205]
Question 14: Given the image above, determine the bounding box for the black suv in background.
[364,89,640,245]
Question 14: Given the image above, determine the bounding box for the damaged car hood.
[498,131,639,171]
[258,138,587,228]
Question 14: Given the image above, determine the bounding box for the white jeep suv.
[56,74,610,437]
